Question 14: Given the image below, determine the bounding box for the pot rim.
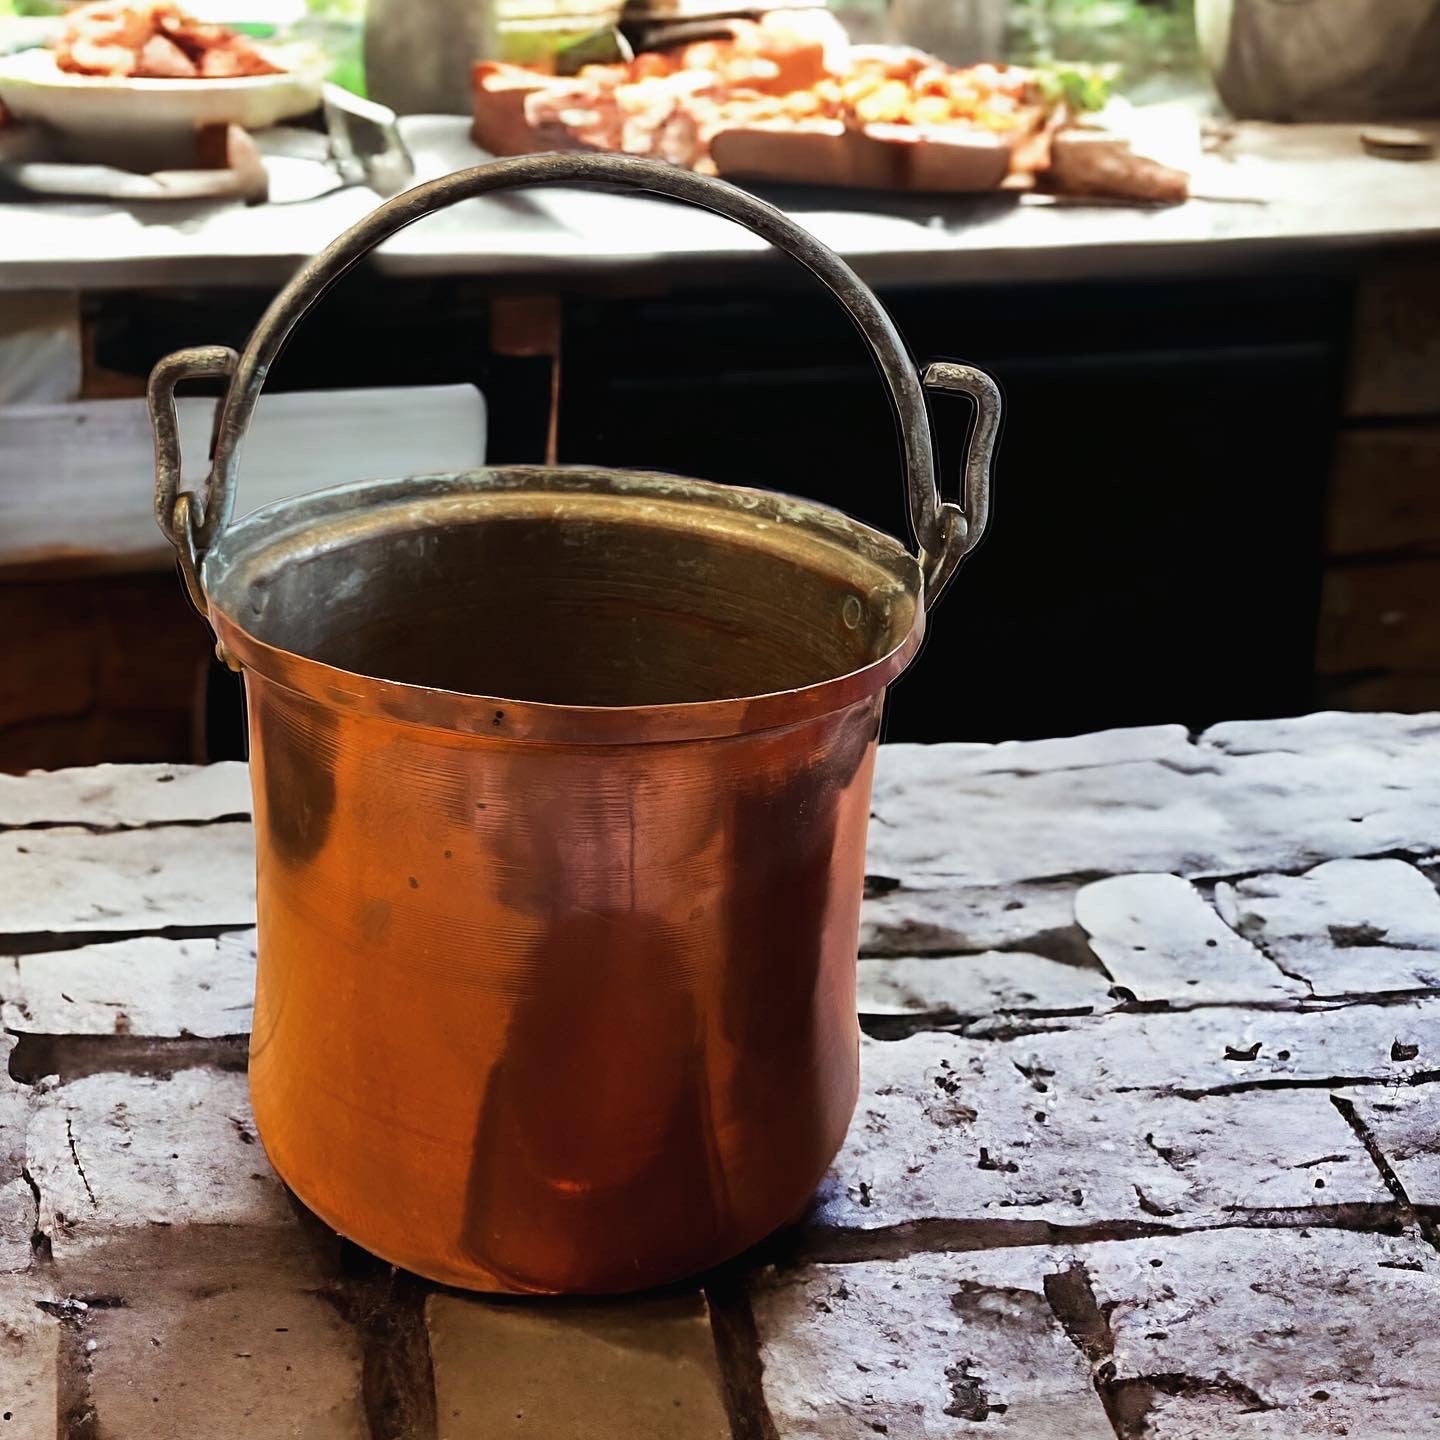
[204,466,927,746]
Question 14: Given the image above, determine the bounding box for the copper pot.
[149,153,1000,1294]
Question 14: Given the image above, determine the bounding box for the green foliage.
[303,0,365,19]
[1008,0,1198,80]
[1030,59,1116,112]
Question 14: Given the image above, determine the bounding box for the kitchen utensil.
[148,151,1000,1294]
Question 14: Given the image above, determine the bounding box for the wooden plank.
[0,573,210,767]
[0,572,212,773]
[0,290,80,404]
[1316,669,1440,713]
[0,762,249,828]
[1326,426,1440,557]
[0,384,486,569]
[1317,557,1440,676]
[1345,258,1440,419]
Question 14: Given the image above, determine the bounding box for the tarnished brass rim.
[206,466,926,746]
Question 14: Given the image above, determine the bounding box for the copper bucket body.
[150,154,1001,1293]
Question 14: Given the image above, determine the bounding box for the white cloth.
[0,290,81,405]
[1198,0,1440,121]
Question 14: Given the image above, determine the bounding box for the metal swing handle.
[149,150,999,609]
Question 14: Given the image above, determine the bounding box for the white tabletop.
[2,112,1437,292]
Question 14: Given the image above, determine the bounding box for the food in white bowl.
[0,1,326,151]
[53,0,284,78]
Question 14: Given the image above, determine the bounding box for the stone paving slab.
[756,1229,1440,1440]
[812,1033,1388,1238]
[856,950,1112,1021]
[0,1278,60,1438]
[867,720,1440,887]
[0,714,1438,1439]
[1076,873,1304,1003]
[426,1293,731,1440]
[1,932,256,1038]
[752,1249,1115,1439]
[87,1286,368,1440]
[0,824,256,935]
[858,877,1082,960]
[0,763,250,829]
[1003,997,1440,1099]
[1336,1083,1440,1209]
[1203,712,1440,757]
[24,1068,327,1283]
[1078,1228,1440,1438]
[1229,858,1440,996]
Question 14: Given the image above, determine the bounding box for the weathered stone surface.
[0,1036,34,1273]
[1339,1083,1440,1206]
[24,1068,317,1280]
[0,763,250,828]
[2,720,1438,1438]
[867,717,1440,886]
[883,725,1195,779]
[860,877,1081,959]
[866,732,1218,884]
[0,1279,59,1439]
[0,825,255,934]
[88,1286,366,1440]
[1,931,256,1037]
[857,950,1109,1019]
[0,1034,26,1174]
[1080,1228,1440,1437]
[813,1033,1385,1235]
[1009,996,1440,1098]
[1229,859,1440,995]
[1076,873,1303,1002]
[426,1291,729,1440]
[1204,711,1440,757]
[752,1249,1114,1439]
[0,1178,35,1274]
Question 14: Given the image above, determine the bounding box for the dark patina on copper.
[149,152,1001,1293]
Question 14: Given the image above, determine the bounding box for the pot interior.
[206,468,921,708]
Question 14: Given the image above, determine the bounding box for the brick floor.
[1,715,1438,1437]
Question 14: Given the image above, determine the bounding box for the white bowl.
[0,45,326,140]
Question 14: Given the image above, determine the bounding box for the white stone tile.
[860,878,1080,958]
[0,825,255,933]
[1083,1228,1440,1437]
[24,1068,313,1280]
[866,720,1440,886]
[814,1032,1385,1234]
[1231,859,1440,995]
[1077,873,1303,1002]
[1010,997,1440,1098]
[1337,1083,1440,1206]
[753,1249,1113,1439]
[1,932,256,1037]
[0,763,250,828]
[857,951,1109,1018]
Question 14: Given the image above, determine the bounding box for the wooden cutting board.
[709,118,1022,191]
